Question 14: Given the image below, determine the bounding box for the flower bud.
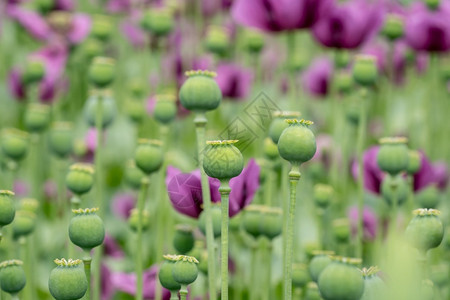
[407,150,421,175]
[405,209,444,253]
[23,59,45,85]
[84,91,117,128]
[69,208,105,250]
[318,257,364,300]
[268,111,301,144]
[12,210,36,239]
[0,190,15,227]
[48,122,73,158]
[124,160,145,190]
[65,163,95,195]
[313,184,333,209]
[203,140,244,180]
[91,15,113,41]
[334,51,350,69]
[332,218,350,243]
[0,260,26,295]
[382,14,404,41]
[128,208,150,232]
[134,139,164,175]
[173,225,195,254]
[263,137,279,160]
[243,29,264,54]
[309,251,334,282]
[352,55,378,86]
[261,207,282,240]
[1,128,29,161]
[125,99,145,123]
[360,267,387,300]
[141,7,174,37]
[154,94,177,124]
[204,25,230,56]
[128,79,147,99]
[179,70,222,112]
[416,185,440,209]
[381,174,408,206]
[88,57,115,88]
[377,137,409,176]
[198,204,221,238]
[159,255,182,292]
[24,103,51,132]
[277,119,316,165]
[292,263,311,288]
[172,255,199,285]
[335,71,353,95]
[19,198,39,213]
[242,205,264,239]
[48,259,87,300]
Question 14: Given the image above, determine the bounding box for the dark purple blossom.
[101,263,116,300]
[6,5,51,40]
[348,206,378,242]
[111,192,136,220]
[216,63,253,100]
[103,234,125,258]
[302,57,333,98]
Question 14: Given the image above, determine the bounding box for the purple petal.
[101,264,115,300]
[103,234,125,258]
[229,159,260,217]
[7,6,51,40]
[216,63,253,100]
[8,69,26,100]
[121,19,147,49]
[111,192,136,220]
[54,0,75,11]
[348,206,378,241]
[302,57,333,98]
[68,14,91,44]
[351,146,385,194]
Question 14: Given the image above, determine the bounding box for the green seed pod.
[382,14,404,41]
[416,185,440,209]
[48,259,87,300]
[268,111,301,144]
[204,25,230,56]
[425,0,440,10]
[304,242,321,260]
[65,164,95,195]
[134,139,164,175]
[159,255,182,292]
[377,137,409,176]
[172,255,199,285]
[318,257,364,300]
[335,71,353,95]
[243,29,264,54]
[381,174,408,206]
[260,207,283,240]
[23,59,45,85]
[407,150,421,175]
[198,204,221,238]
[405,209,444,254]
[179,70,222,112]
[277,119,316,165]
[24,103,51,132]
[154,94,177,124]
[352,55,378,87]
[430,264,447,288]
[128,79,147,99]
[91,15,113,41]
[128,208,150,232]
[0,260,26,295]
[88,57,115,88]
[48,122,73,158]
[304,282,322,300]
[242,205,264,239]
[203,140,244,180]
[124,160,145,190]
[141,7,174,37]
[80,38,103,60]
[332,218,350,244]
[69,208,105,250]
[84,91,117,128]
[292,263,311,288]
[125,98,145,123]
[1,128,29,161]
[0,190,15,227]
[334,51,350,69]
[19,198,39,213]
[173,225,195,254]
[360,267,386,300]
[288,50,309,73]
[12,210,36,239]
[263,137,279,160]
[313,184,333,209]
[309,251,334,282]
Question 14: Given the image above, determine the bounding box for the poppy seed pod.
[12,210,36,239]
[268,111,301,144]
[332,218,350,244]
[0,190,15,227]
[288,51,309,73]
[304,282,322,300]
[260,207,283,240]
[128,208,150,232]
[124,160,145,190]
[352,55,378,86]
[24,103,51,132]
[277,119,316,165]
[80,38,103,60]
[88,57,115,88]
[377,137,409,176]
[125,99,145,123]
[242,205,264,239]
[172,255,199,286]
[263,137,279,160]
[334,51,350,69]
[318,257,364,300]
[127,79,147,99]
[48,122,73,158]
[23,59,45,85]
[65,163,95,195]
[141,7,174,37]
[360,267,387,300]
[204,25,230,56]
[134,139,164,175]
[48,259,87,300]
[198,204,221,239]
[69,208,105,250]
[313,184,333,209]
[0,260,26,295]
[407,150,422,175]
[309,251,334,282]
[154,94,177,124]
[159,255,182,292]
[19,198,39,213]
[173,225,195,254]
[416,186,440,209]
[381,174,409,207]
[405,209,444,254]
[84,91,117,128]
[203,140,244,181]
[382,14,404,41]
[1,128,29,161]
[243,29,265,54]
[179,70,222,112]
[292,263,311,288]
[91,15,113,41]
[335,71,353,95]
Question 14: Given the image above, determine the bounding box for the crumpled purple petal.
[348,206,378,242]
[111,192,136,220]
[121,19,147,49]
[101,263,115,300]
[68,14,91,44]
[351,146,385,194]
[216,63,253,100]
[302,57,333,98]
[7,5,51,40]
[103,234,125,258]
[8,69,26,100]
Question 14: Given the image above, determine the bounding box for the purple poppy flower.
[362,42,387,75]
[101,263,116,300]
[311,134,333,168]
[111,192,136,220]
[348,206,378,242]
[6,5,51,40]
[67,14,91,44]
[111,265,171,299]
[54,0,75,11]
[8,69,26,100]
[405,1,450,52]
[107,0,132,13]
[13,179,29,197]
[312,0,383,49]
[231,0,331,32]
[302,57,333,98]
[121,19,147,49]
[103,234,125,258]
[228,158,260,216]
[216,63,253,100]
[203,0,221,18]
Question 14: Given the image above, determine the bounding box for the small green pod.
[268,111,301,144]
[159,255,182,292]
[0,260,26,295]
[405,209,444,253]
[88,57,115,88]
[48,122,73,158]
[198,204,221,239]
[0,190,16,227]
[48,259,87,300]
[134,139,164,175]
[309,251,334,283]
[172,255,199,286]
[179,70,222,112]
[128,209,150,232]
[69,208,105,250]
[376,137,409,176]
[203,140,244,180]
[84,91,117,128]
[277,119,316,165]
[65,164,95,196]
[1,128,29,161]
[12,210,36,239]
[352,55,378,87]
[24,103,51,132]
[173,225,195,254]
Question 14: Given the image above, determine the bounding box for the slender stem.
[250,243,258,300]
[281,160,289,296]
[57,159,67,218]
[180,285,188,300]
[355,89,368,259]
[284,164,301,300]
[194,112,217,300]
[136,177,150,300]
[286,33,297,110]
[264,241,272,300]
[389,177,398,237]
[83,252,92,300]
[263,163,274,206]
[219,180,231,300]
[170,291,179,300]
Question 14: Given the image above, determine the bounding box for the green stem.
[170,291,179,300]
[286,33,297,110]
[284,164,301,300]
[136,177,150,300]
[263,240,272,300]
[57,159,67,218]
[250,243,258,300]
[83,253,92,300]
[281,160,289,295]
[389,178,398,238]
[263,163,274,206]
[219,180,231,300]
[194,112,217,300]
[180,285,188,300]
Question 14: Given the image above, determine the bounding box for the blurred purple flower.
[216,63,253,100]
[312,0,383,49]
[107,0,132,13]
[405,1,450,52]
[67,14,92,44]
[43,180,57,200]
[302,57,333,98]
[351,146,385,194]
[432,162,449,190]
[6,5,51,40]
[112,192,136,220]
[54,0,75,11]
[203,0,221,18]
[111,265,171,299]
[311,134,333,168]
[101,264,116,300]
[121,19,147,49]
[103,234,125,258]
[167,159,260,218]
[8,69,26,100]
[13,180,29,197]
[348,206,378,242]
[231,0,331,32]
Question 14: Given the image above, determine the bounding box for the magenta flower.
[121,19,147,49]
[167,159,260,218]
[101,263,116,300]
[111,192,136,220]
[67,14,92,44]
[6,5,51,40]
[302,57,333,98]
[103,234,125,258]
[216,63,253,100]
[348,206,378,242]
[107,0,132,13]
[54,0,75,11]
[13,180,29,197]
[231,0,331,32]
[312,0,383,49]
